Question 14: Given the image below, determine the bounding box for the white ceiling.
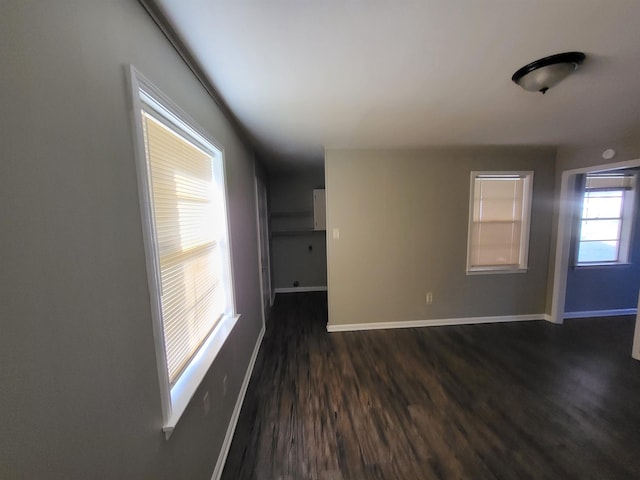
[154,0,640,169]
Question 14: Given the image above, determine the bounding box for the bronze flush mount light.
[512,51,586,94]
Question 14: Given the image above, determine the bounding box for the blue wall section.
[565,189,640,313]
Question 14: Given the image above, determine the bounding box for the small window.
[467,171,533,273]
[576,173,636,265]
[129,67,237,436]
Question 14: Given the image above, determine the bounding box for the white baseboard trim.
[274,286,328,294]
[327,313,545,332]
[563,308,638,319]
[211,325,265,480]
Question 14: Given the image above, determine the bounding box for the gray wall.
[325,148,556,327]
[555,141,640,314]
[0,1,263,479]
[269,169,327,289]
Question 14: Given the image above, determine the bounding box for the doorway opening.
[549,157,640,359]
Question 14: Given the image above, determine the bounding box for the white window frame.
[575,172,636,267]
[466,171,534,274]
[128,66,239,438]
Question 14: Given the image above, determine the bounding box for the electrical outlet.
[223,375,228,397]
[426,292,433,304]
[203,391,210,416]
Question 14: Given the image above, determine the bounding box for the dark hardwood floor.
[221,292,640,480]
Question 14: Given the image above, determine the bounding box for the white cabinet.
[313,189,326,231]
[269,189,326,235]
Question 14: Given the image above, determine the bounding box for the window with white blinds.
[576,173,636,265]
[129,67,236,435]
[467,172,533,273]
[141,111,228,384]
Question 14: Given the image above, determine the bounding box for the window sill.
[466,267,528,275]
[163,313,240,439]
[574,262,632,269]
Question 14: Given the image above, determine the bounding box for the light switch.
[332,228,340,240]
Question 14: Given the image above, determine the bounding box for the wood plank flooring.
[221,292,640,480]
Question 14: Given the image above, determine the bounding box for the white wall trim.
[275,286,328,294]
[549,170,574,325]
[327,313,545,332]
[563,308,638,319]
[210,325,265,480]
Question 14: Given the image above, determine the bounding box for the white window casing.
[576,172,636,266]
[467,171,534,274]
[128,66,238,437]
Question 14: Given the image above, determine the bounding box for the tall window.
[130,67,236,435]
[576,173,636,265]
[467,172,533,273]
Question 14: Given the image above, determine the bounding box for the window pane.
[576,177,636,265]
[578,240,619,263]
[580,219,620,241]
[582,192,622,219]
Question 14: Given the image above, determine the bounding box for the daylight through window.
[576,173,636,265]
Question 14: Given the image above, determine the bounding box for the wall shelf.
[271,229,326,237]
[270,210,313,218]
[270,189,326,236]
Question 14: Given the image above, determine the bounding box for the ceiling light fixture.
[512,52,586,94]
